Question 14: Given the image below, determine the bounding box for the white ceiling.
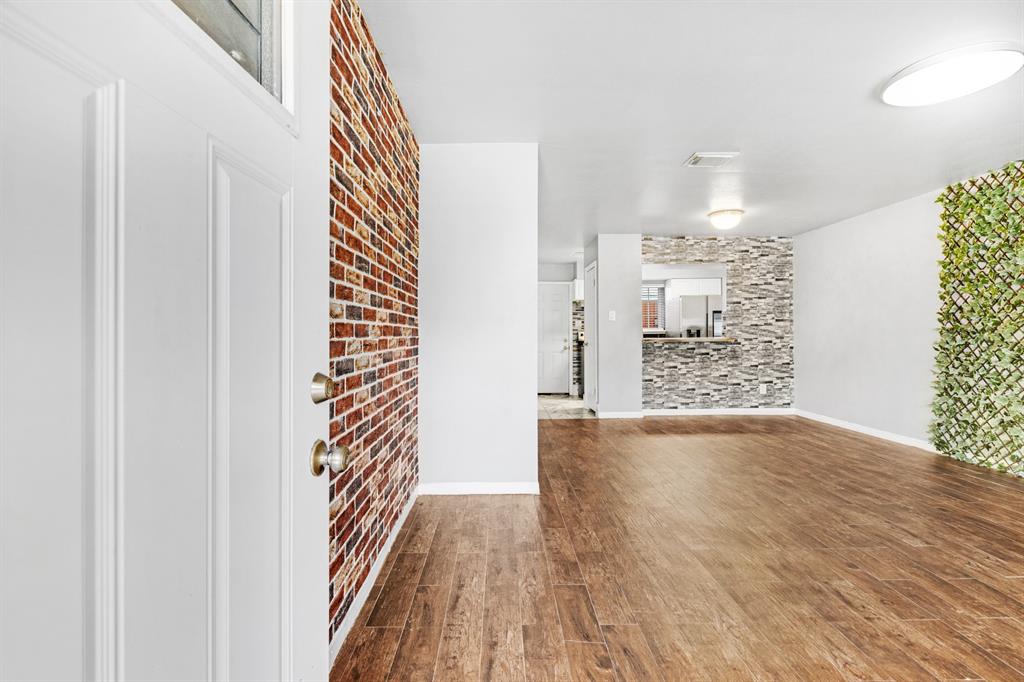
[360,0,1024,262]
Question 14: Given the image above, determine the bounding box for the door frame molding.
[86,80,126,682]
[583,262,598,410]
[537,281,573,395]
[1,7,126,677]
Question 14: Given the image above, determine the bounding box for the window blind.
[641,285,665,329]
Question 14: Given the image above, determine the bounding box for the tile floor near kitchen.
[538,394,595,420]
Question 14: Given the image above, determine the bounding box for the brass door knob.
[310,439,351,477]
[310,372,336,404]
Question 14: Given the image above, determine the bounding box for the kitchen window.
[641,285,666,331]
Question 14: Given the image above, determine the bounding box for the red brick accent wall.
[328,0,419,642]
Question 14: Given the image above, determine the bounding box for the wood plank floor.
[330,416,1024,681]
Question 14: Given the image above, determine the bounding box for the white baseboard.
[328,489,418,665]
[640,407,937,453]
[596,411,644,419]
[643,407,797,416]
[794,409,936,452]
[417,481,540,495]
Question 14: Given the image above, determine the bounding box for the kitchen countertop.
[642,336,739,344]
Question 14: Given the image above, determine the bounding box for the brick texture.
[328,0,419,642]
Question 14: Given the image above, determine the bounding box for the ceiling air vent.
[684,152,738,168]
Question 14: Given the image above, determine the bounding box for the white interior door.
[0,1,329,680]
[583,264,598,410]
[537,283,571,393]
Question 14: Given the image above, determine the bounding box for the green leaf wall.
[932,160,1024,476]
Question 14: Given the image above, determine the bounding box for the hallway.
[331,417,1024,681]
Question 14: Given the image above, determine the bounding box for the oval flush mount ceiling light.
[882,42,1024,107]
[708,209,744,230]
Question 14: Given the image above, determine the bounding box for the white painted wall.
[794,189,942,443]
[595,234,643,416]
[419,143,539,493]
[538,262,575,281]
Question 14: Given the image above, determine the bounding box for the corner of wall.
[327,489,419,665]
[418,143,539,493]
[594,234,643,414]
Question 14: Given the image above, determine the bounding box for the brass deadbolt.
[310,372,336,404]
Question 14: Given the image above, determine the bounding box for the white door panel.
[219,151,290,681]
[0,1,329,680]
[122,85,210,679]
[0,32,96,681]
[537,283,570,393]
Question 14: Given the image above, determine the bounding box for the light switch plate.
[608,310,616,321]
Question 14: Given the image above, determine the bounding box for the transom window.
[172,0,282,99]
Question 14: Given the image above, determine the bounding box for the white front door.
[0,1,329,680]
[537,283,571,393]
[583,263,598,410]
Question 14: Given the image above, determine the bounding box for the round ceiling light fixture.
[708,209,744,230]
[882,43,1024,107]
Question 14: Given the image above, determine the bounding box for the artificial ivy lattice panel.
[932,160,1024,477]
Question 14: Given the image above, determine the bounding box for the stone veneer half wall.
[642,236,793,409]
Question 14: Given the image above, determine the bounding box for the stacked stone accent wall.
[642,236,793,409]
[328,0,419,642]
